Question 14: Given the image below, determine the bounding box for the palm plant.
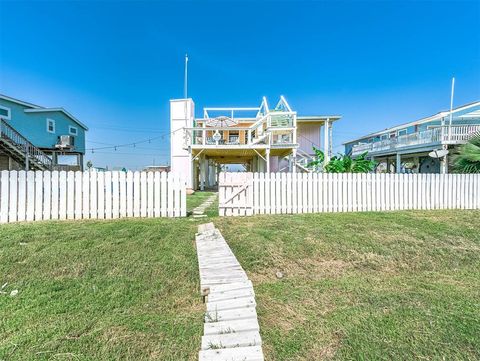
[452,134,480,173]
[307,147,376,173]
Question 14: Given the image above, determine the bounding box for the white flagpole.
[184,53,188,99]
[448,77,455,140]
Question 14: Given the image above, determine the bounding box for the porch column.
[396,153,401,173]
[266,148,270,173]
[324,118,330,163]
[199,156,206,191]
[440,148,449,174]
[292,149,297,173]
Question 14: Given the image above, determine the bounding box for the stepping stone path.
[195,223,264,361]
[193,193,218,218]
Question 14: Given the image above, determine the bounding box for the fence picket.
[147,172,154,217]
[67,171,75,220]
[161,171,167,217]
[82,171,90,219]
[17,171,26,222]
[154,172,161,217]
[104,172,112,219]
[126,171,133,217]
[43,171,51,220]
[97,171,105,219]
[119,171,126,218]
[51,171,59,220]
[8,171,17,222]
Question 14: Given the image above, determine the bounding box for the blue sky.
[1,0,479,170]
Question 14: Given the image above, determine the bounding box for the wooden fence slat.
[140,172,147,217]
[67,171,75,220]
[126,171,134,217]
[133,171,140,217]
[105,172,112,219]
[90,171,98,219]
[161,171,167,217]
[167,172,174,217]
[119,171,126,218]
[43,171,51,220]
[34,171,43,221]
[153,172,161,217]
[82,171,90,219]
[8,171,17,222]
[112,172,120,219]
[74,171,82,219]
[51,171,59,220]
[97,171,105,219]
[0,171,8,223]
[17,171,26,222]
[147,172,154,217]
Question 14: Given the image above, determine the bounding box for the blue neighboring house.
[344,101,480,174]
[0,94,88,171]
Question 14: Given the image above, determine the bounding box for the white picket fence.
[219,172,480,216]
[0,170,186,223]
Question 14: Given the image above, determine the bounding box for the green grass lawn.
[217,210,480,360]
[0,219,205,361]
[1,210,479,360]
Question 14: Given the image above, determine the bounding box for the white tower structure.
[170,99,194,189]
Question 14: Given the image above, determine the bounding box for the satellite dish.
[429,149,449,158]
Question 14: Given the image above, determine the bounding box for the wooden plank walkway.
[195,223,264,361]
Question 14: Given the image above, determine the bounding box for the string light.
[85,128,181,152]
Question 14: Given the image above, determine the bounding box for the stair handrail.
[0,117,53,169]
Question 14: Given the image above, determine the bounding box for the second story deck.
[184,97,299,152]
[352,124,480,156]
[347,101,480,157]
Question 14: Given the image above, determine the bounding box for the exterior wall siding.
[0,98,86,153]
[297,123,321,155]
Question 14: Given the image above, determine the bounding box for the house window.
[0,105,11,120]
[397,129,407,136]
[69,126,78,135]
[47,119,55,133]
[380,134,388,140]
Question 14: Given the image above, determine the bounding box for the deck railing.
[0,118,53,169]
[352,125,480,156]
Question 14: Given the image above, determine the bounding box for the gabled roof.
[343,100,480,145]
[0,94,42,109]
[0,93,88,130]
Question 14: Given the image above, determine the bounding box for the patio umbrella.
[206,116,238,127]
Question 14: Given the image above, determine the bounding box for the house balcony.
[185,125,297,149]
[351,125,480,157]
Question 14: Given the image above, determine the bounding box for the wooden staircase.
[0,118,53,171]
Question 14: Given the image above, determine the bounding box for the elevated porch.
[352,125,480,157]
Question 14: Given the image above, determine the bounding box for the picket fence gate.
[218,172,480,216]
[0,170,186,223]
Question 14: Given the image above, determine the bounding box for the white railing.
[0,118,53,170]
[352,125,480,156]
[187,110,297,148]
[444,125,480,142]
[218,172,480,216]
[0,170,186,223]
